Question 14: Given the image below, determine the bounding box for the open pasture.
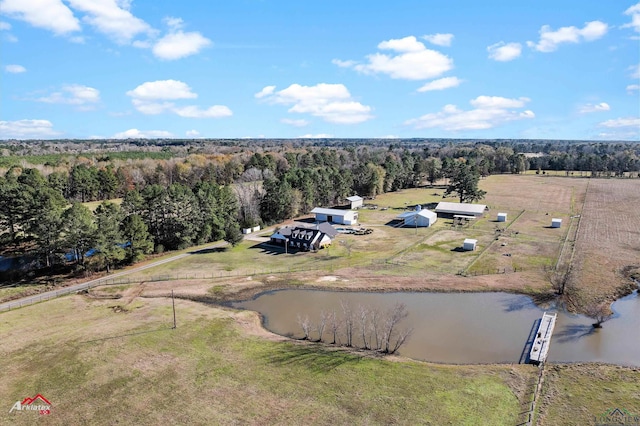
[0,295,531,426]
[570,179,640,303]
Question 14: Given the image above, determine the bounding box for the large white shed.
[435,202,487,218]
[311,207,358,225]
[497,213,507,222]
[551,218,562,228]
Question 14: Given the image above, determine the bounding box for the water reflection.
[232,290,639,366]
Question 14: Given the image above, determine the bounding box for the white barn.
[497,213,507,222]
[346,195,364,209]
[435,202,487,218]
[551,218,562,228]
[311,207,358,225]
[397,206,437,227]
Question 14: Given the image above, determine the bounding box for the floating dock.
[529,312,557,365]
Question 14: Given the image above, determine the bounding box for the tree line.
[0,167,243,281]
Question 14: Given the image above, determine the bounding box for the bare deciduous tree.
[357,305,370,350]
[316,310,328,342]
[369,307,382,351]
[382,303,410,354]
[297,314,312,340]
[341,300,354,347]
[585,302,613,328]
[329,310,341,345]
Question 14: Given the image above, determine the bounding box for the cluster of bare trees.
[296,301,413,354]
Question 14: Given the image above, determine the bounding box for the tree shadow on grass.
[79,326,174,344]
[264,343,363,374]
[552,324,596,343]
[189,247,227,255]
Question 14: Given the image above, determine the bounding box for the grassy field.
[123,175,629,297]
[568,179,640,305]
[0,296,534,425]
[538,364,640,426]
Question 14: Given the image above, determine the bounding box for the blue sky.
[1,0,639,140]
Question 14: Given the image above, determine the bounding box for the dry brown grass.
[569,179,640,305]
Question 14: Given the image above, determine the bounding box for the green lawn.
[0,296,531,425]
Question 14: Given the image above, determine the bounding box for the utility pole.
[171,290,176,329]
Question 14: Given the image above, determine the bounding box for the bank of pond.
[232,289,640,366]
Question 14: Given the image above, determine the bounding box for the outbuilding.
[497,213,507,222]
[311,207,358,225]
[346,195,364,209]
[551,218,562,228]
[397,205,437,227]
[435,202,487,218]
[462,239,478,251]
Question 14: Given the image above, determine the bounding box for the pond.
[232,289,640,366]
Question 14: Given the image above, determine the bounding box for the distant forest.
[1,138,638,282]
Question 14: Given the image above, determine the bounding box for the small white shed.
[497,213,507,222]
[463,239,478,251]
[346,195,364,209]
[551,218,562,228]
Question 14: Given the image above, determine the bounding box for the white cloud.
[597,130,639,140]
[185,129,200,137]
[257,83,373,124]
[470,96,530,108]
[527,21,608,52]
[578,102,610,113]
[417,76,462,92]
[127,79,231,118]
[405,95,534,131]
[280,118,309,127]
[152,30,211,60]
[254,85,276,99]
[334,35,453,80]
[126,79,197,100]
[164,16,184,31]
[298,134,333,138]
[627,84,640,92]
[422,33,454,47]
[0,21,11,30]
[0,0,80,35]
[65,0,153,44]
[36,84,100,108]
[599,117,640,128]
[378,36,425,52]
[487,42,522,61]
[0,119,61,139]
[5,64,26,73]
[332,59,357,68]
[173,105,232,118]
[113,128,174,139]
[629,64,640,79]
[622,2,640,33]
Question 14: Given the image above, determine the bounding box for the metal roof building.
[435,202,487,218]
[397,206,437,227]
[346,195,364,209]
[311,207,358,225]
